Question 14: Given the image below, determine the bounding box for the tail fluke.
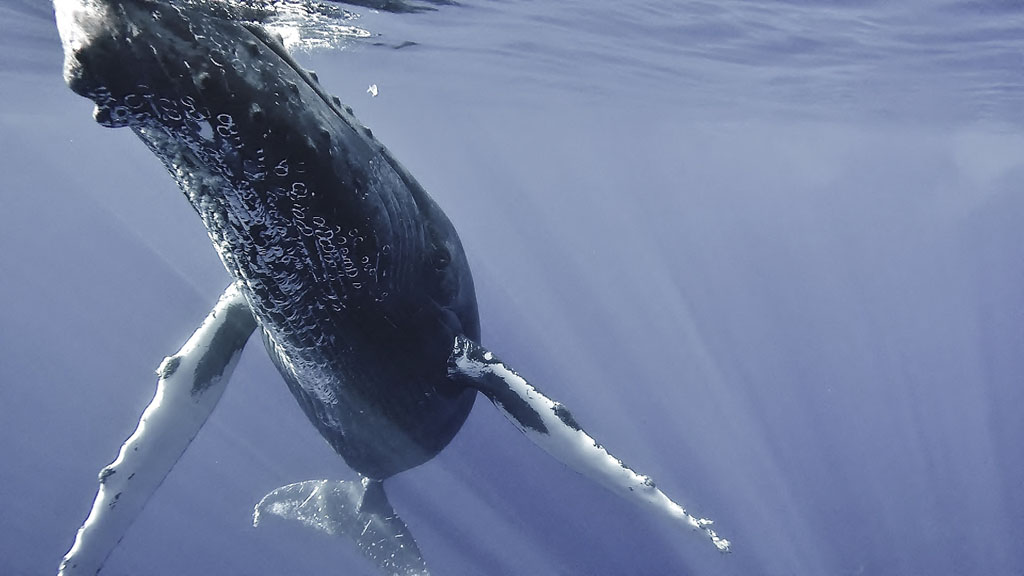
[255,479,430,576]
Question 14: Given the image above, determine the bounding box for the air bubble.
[215,114,237,137]
[124,94,146,111]
[158,98,180,121]
[290,182,308,198]
[274,160,289,177]
[185,104,208,122]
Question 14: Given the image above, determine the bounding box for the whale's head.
[54,0,277,127]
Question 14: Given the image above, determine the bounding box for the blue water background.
[1,1,1023,574]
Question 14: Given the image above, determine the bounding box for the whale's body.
[55,2,729,574]
[60,0,478,480]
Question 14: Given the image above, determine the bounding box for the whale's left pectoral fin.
[447,335,730,553]
[254,478,429,576]
[59,283,257,576]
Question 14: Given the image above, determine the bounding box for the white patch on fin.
[448,335,730,553]
[58,283,257,576]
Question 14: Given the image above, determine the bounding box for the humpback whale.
[53,1,729,574]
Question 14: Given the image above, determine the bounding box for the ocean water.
[1,1,1023,575]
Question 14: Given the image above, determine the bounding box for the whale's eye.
[431,246,450,270]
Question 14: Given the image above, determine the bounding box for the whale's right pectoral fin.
[447,335,730,553]
[59,283,257,576]
[254,478,429,576]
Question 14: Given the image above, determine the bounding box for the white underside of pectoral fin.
[58,283,257,576]
[447,335,730,553]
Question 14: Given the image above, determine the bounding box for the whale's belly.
[260,314,476,480]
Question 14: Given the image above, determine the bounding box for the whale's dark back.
[61,0,479,479]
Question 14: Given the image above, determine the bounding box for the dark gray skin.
[62,0,479,481]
